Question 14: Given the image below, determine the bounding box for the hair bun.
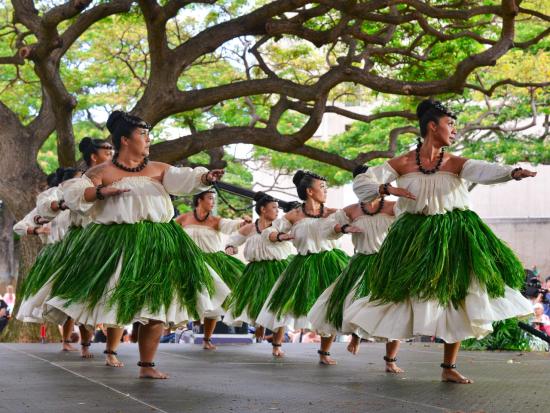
[254,191,267,202]
[292,170,306,187]
[78,137,93,153]
[106,110,125,134]
[416,99,435,120]
[352,165,369,178]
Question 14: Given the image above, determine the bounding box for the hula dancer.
[308,165,403,372]
[17,168,95,355]
[175,190,249,290]
[256,170,352,363]
[223,192,294,341]
[45,111,228,379]
[175,190,249,350]
[345,99,536,384]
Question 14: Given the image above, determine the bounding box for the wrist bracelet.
[32,227,39,235]
[202,173,212,186]
[383,183,390,195]
[511,167,523,181]
[341,224,350,234]
[276,232,284,242]
[96,184,105,200]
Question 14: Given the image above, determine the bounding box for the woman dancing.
[223,192,294,341]
[345,99,535,383]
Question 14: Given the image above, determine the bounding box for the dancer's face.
[122,127,150,158]
[198,193,215,212]
[306,179,328,203]
[91,146,113,166]
[430,116,457,147]
[260,202,279,221]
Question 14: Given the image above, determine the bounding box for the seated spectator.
[301,330,321,344]
[1,285,16,313]
[0,298,9,334]
[532,303,550,335]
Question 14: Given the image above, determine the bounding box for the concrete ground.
[0,342,548,413]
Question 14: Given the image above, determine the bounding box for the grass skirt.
[308,253,375,335]
[43,221,229,326]
[17,227,83,323]
[223,258,291,327]
[256,249,349,332]
[344,209,532,342]
[203,251,245,290]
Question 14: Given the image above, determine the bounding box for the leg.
[272,327,285,357]
[61,318,77,351]
[347,333,361,355]
[138,321,168,379]
[104,327,124,367]
[255,326,265,342]
[318,335,337,365]
[441,342,473,384]
[384,340,404,373]
[202,318,217,350]
[78,325,94,358]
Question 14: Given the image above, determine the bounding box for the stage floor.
[0,342,548,413]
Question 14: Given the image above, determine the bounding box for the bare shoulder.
[149,161,171,173]
[175,212,191,226]
[444,154,468,174]
[388,151,415,175]
[324,207,338,217]
[85,162,111,184]
[284,208,300,224]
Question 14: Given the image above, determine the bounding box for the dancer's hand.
[269,232,294,242]
[98,186,131,199]
[225,246,238,255]
[512,169,537,180]
[203,169,224,185]
[386,185,416,200]
[336,224,362,234]
[240,215,252,226]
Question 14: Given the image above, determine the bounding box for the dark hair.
[292,170,327,201]
[79,137,113,167]
[352,165,368,178]
[54,167,79,184]
[46,172,58,188]
[192,190,215,208]
[254,191,277,215]
[416,100,456,137]
[106,110,151,151]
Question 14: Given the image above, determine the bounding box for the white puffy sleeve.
[225,231,249,249]
[353,163,398,202]
[321,209,350,240]
[36,187,63,219]
[63,176,96,214]
[218,218,243,235]
[262,217,292,242]
[460,159,515,184]
[162,166,211,196]
[13,208,39,236]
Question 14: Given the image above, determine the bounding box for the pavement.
[0,342,548,413]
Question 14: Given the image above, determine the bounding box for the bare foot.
[347,336,361,355]
[62,342,78,352]
[105,354,124,367]
[81,346,94,359]
[319,354,337,365]
[385,362,404,374]
[441,369,473,384]
[203,339,217,350]
[139,367,168,379]
[272,346,285,358]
